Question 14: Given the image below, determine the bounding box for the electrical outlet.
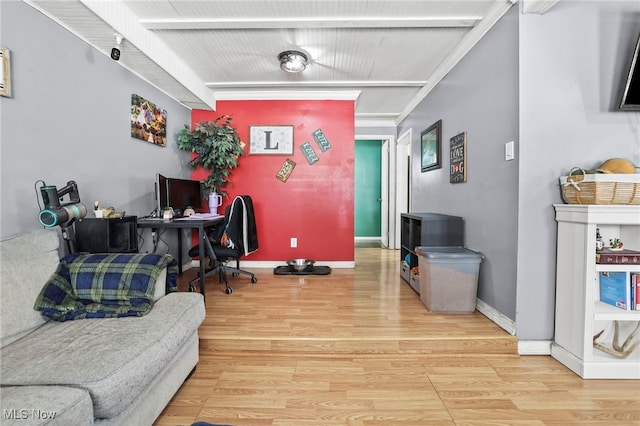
[290,237,297,248]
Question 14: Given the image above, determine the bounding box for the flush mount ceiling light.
[278,50,308,73]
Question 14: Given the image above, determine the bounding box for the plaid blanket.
[34,253,178,321]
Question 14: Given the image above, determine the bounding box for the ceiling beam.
[206,81,427,88]
[77,0,216,109]
[213,90,361,102]
[140,16,482,30]
[522,0,559,14]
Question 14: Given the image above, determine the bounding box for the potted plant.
[177,115,245,199]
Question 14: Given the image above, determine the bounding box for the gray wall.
[517,1,640,340]
[398,1,640,341]
[398,8,520,321]
[1,2,192,257]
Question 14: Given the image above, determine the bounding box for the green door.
[355,140,382,237]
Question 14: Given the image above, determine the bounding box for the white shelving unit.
[552,204,640,379]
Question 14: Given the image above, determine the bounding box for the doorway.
[354,134,397,248]
[354,139,383,239]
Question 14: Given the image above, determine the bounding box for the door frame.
[355,133,396,248]
[395,129,412,249]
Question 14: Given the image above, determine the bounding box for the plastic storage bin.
[415,246,483,313]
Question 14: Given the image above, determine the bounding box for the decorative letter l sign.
[249,125,294,155]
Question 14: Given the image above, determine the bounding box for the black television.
[166,177,203,215]
[620,32,640,110]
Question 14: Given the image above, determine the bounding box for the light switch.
[505,141,514,161]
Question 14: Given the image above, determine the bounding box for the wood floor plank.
[154,247,640,426]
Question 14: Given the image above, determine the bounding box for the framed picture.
[0,46,11,98]
[421,119,442,172]
[249,125,294,155]
[450,132,467,183]
[131,94,167,146]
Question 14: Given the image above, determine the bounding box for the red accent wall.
[191,100,355,262]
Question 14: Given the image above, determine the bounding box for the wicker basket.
[559,169,640,205]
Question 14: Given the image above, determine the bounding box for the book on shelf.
[596,248,640,265]
[599,271,631,310]
[633,273,640,311]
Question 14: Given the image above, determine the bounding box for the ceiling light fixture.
[278,50,308,73]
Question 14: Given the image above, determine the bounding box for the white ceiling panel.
[26,0,517,125]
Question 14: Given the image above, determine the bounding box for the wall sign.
[249,125,294,155]
[450,132,467,183]
[300,141,319,165]
[312,128,332,152]
[276,159,296,182]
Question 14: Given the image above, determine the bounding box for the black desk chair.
[188,195,258,294]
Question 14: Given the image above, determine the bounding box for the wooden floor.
[155,247,640,426]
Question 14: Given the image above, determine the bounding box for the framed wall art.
[421,119,442,172]
[249,125,294,155]
[131,94,167,146]
[0,46,11,98]
[450,131,467,183]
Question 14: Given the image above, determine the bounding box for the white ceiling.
[24,0,552,127]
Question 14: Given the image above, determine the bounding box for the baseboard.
[518,340,552,355]
[190,260,356,269]
[475,298,516,335]
[474,299,552,355]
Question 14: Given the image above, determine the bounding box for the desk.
[137,216,223,298]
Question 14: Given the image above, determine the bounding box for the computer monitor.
[155,173,169,215]
[167,177,203,215]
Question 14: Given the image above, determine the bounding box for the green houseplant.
[177,115,245,198]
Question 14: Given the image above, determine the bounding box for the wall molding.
[475,298,516,335]
[518,340,552,355]
[475,299,552,355]
[190,260,356,269]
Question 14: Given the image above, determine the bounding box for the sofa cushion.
[1,228,61,347]
[0,292,205,419]
[0,385,94,425]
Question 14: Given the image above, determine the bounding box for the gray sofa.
[0,228,206,425]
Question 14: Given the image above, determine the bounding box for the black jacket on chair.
[187,195,258,294]
[224,195,258,255]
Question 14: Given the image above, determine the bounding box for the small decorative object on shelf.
[596,227,604,251]
[593,321,640,359]
[162,207,174,220]
[609,238,624,251]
